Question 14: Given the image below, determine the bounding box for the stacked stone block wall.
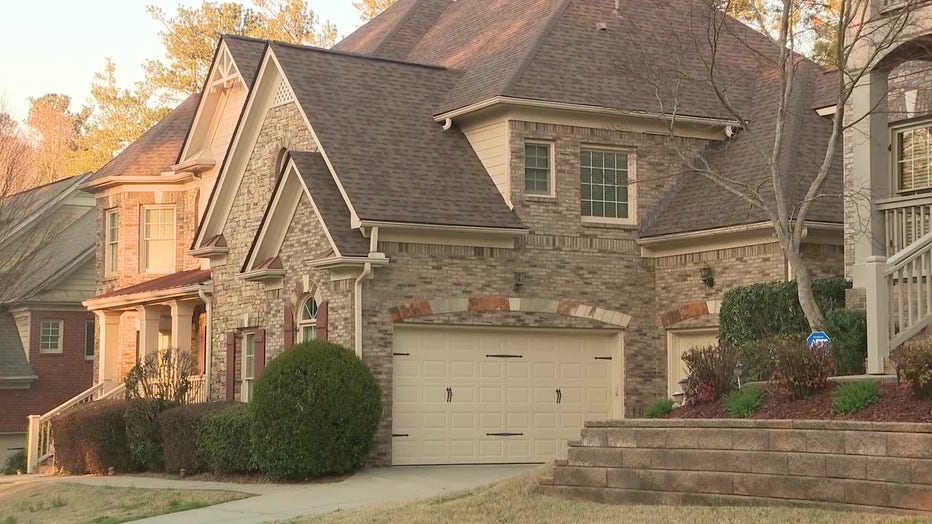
[542,419,932,514]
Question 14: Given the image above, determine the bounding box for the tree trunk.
[787,251,824,331]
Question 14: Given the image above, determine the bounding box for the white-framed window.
[298,296,318,342]
[895,123,932,192]
[141,206,176,273]
[580,148,636,224]
[242,332,255,402]
[39,320,63,354]
[524,142,554,196]
[105,210,118,276]
[84,321,95,360]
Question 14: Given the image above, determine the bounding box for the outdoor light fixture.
[699,265,715,288]
[513,271,526,292]
[672,391,685,406]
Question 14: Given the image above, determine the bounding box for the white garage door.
[392,326,620,465]
[666,328,719,397]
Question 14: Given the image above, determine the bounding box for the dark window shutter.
[283,305,295,349]
[317,300,328,341]
[254,328,266,378]
[225,331,236,402]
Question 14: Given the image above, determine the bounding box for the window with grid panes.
[40,320,63,353]
[898,125,932,191]
[581,149,630,219]
[141,206,175,272]
[524,143,551,194]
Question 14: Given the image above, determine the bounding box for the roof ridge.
[500,0,574,97]
[269,40,451,71]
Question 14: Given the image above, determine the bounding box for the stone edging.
[388,296,631,327]
[585,418,932,434]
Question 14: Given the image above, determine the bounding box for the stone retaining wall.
[540,419,932,514]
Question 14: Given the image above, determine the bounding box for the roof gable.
[272,43,524,229]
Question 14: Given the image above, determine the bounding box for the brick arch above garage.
[660,300,723,329]
[387,296,631,328]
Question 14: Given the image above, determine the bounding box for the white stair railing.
[26,382,103,474]
[867,229,932,373]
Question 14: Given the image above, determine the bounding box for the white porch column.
[865,256,891,374]
[95,311,121,392]
[137,305,162,358]
[170,301,196,353]
[849,70,890,287]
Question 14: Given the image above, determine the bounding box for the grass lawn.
[299,468,928,524]
[0,480,249,524]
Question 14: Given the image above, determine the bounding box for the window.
[524,143,552,195]
[141,206,175,273]
[39,321,63,354]
[897,124,932,191]
[242,333,255,402]
[581,149,634,222]
[298,296,318,342]
[84,321,95,360]
[105,210,118,276]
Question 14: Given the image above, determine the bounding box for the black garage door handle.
[487,432,524,437]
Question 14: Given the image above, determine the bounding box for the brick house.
[88,0,845,466]
[0,175,96,464]
[841,1,932,373]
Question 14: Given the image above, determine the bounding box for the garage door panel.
[393,327,618,465]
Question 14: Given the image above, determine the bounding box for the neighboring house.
[87,0,845,467]
[842,1,932,374]
[0,174,96,465]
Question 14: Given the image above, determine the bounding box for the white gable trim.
[193,47,280,251]
[179,40,249,162]
[242,157,343,275]
[267,50,362,228]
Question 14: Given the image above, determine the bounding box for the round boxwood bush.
[251,340,381,479]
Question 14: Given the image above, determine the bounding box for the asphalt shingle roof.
[223,35,266,89]
[272,42,524,230]
[0,312,33,380]
[290,151,370,256]
[90,94,200,181]
[89,269,211,301]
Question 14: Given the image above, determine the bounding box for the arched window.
[298,296,318,342]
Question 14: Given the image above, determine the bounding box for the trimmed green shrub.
[723,385,766,418]
[54,400,132,474]
[160,402,229,474]
[252,341,381,479]
[2,449,25,475]
[719,278,850,348]
[125,398,176,472]
[824,309,867,376]
[644,399,675,418]
[197,404,256,474]
[682,344,738,402]
[832,381,880,415]
[772,337,834,399]
[736,334,800,383]
[891,341,932,400]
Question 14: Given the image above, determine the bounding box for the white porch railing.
[877,193,932,256]
[25,375,206,474]
[866,228,932,373]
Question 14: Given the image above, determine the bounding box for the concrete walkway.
[50,465,534,523]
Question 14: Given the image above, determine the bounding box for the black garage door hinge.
[595,356,612,360]
[393,352,410,356]
[392,433,409,438]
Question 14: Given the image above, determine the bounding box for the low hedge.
[823,309,867,376]
[160,402,229,474]
[719,278,850,348]
[197,404,256,474]
[125,398,177,472]
[891,341,932,400]
[2,449,25,475]
[54,399,132,474]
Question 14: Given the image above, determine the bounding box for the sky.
[0,0,362,121]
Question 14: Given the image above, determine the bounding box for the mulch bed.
[669,382,932,423]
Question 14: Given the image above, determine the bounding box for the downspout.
[197,285,213,398]
[354,226,380,359]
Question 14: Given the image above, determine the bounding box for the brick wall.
[0,309,94,432]
[543,419,932,513]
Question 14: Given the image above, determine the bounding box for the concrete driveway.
[63,464,535,523]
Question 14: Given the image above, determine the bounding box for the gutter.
[354,227,384,359]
